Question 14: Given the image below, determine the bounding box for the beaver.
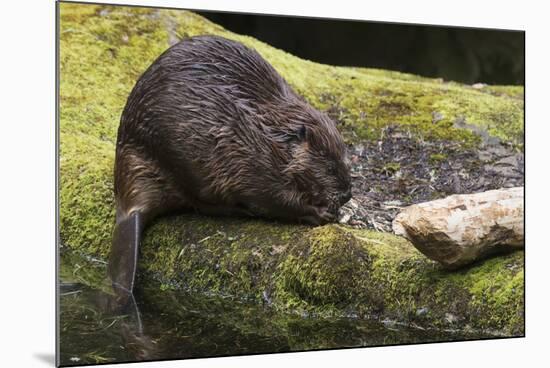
[109,35,352,297]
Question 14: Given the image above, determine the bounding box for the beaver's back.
[115,36,299,204]
[118,35,292,141]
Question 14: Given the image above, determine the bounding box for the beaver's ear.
[297,125,307,141]
[278,125,307,144]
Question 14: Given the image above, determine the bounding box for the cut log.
[392,187,524,268]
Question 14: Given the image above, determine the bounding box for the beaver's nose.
[339,189,352,205]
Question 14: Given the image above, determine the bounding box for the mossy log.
[134,216,523,334]
[58,3,524,335]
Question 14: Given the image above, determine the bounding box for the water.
[58,251,487,366]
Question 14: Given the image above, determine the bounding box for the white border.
[2,0,548,367]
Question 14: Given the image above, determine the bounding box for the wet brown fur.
[115,35,351,226]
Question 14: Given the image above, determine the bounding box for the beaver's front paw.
[298,206,337,225]
[318,210,337,224]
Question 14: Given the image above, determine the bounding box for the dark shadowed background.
[198,11,524,85]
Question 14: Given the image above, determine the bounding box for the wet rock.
[484,152,524,180]
[495,155,521,167]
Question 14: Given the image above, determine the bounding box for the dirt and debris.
[339,125,524,232]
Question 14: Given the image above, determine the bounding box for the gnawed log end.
[393,187,524,268]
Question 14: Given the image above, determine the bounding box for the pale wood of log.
[392,187,524,267]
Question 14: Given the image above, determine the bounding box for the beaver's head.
[278,106,352,225]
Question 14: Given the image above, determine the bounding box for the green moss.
[483,85,524,100]
[59,3,170,256]
[274,225,371,315]
[59,3,524,335]
[429,153,448,164]
[139,215,305,302]
[380,162,401,175]
[439,252,525,333]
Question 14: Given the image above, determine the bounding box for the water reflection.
[59,251,487,366]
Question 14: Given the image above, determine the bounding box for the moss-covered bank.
[137,216,523,334]
[59,3,524,335]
